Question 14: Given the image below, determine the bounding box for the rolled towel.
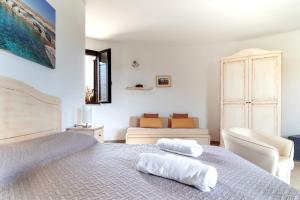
[136,153,218,192]
[157,138,203,157]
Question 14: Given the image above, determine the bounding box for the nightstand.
[66,125,104,143]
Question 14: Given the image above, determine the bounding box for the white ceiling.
[85,0,300,45]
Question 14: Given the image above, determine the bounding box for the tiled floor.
[291,161,300,191]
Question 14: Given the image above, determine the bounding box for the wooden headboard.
[0,75,61,144]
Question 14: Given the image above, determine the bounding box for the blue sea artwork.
[0,0,55,69]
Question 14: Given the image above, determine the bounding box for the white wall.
[86,40,209,141]
[0,0,86,130]
[87,29,300,141]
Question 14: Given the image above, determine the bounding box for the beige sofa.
[222,128,294,184]
[126,117,210,145]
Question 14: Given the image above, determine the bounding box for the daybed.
[126,116,210,145]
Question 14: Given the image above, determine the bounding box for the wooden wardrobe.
[220,49,282,140]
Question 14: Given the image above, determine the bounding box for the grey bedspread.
[1,142,300,199]
[0,132,97,186]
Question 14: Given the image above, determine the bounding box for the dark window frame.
[85,49,112,104]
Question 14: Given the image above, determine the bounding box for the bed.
[0,75,299,200]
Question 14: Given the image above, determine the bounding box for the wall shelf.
[125,86,153,91]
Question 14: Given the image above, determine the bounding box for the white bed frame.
[0,75,61,144]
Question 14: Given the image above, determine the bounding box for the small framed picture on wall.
[156,75,172,88]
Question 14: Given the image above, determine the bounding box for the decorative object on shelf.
[135,84,144,88]
[125,83,154,90]
[156,75,172,88]
[125,86,153,91]
[131,60,139,68]
[0,0,56,69]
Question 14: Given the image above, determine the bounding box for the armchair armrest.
[222,130,279,175]
[256,133,294,159]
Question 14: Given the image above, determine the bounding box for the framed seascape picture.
[156,75,172,88]
[0,0,56,69]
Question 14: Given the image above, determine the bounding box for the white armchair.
[222,128,294,184]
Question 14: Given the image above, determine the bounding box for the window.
[85,49,111,104]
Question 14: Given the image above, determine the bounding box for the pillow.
[140,118,163,128]
[144,113,159,118]
[172,113,189,118]
[171,118,195,128]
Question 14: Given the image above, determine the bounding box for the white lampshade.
[82,105,92,125]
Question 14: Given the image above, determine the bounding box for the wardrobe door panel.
[250,103,278,135]
[222,59,248,102]
[250,55,281,102]
[222,103,248,129]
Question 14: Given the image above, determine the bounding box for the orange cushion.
[144,113,159,118]
[171,118,195,128]
[140,118,163,128]
[172,113,188,118]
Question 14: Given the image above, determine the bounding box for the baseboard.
[104,140,126,143]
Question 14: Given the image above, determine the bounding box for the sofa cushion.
[144,113,159,118]
[172,113,188,118]
[140,118,163,128]
[171,118,195,128]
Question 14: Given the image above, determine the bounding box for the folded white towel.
[136,153,218,192]
[157,138,203,157]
